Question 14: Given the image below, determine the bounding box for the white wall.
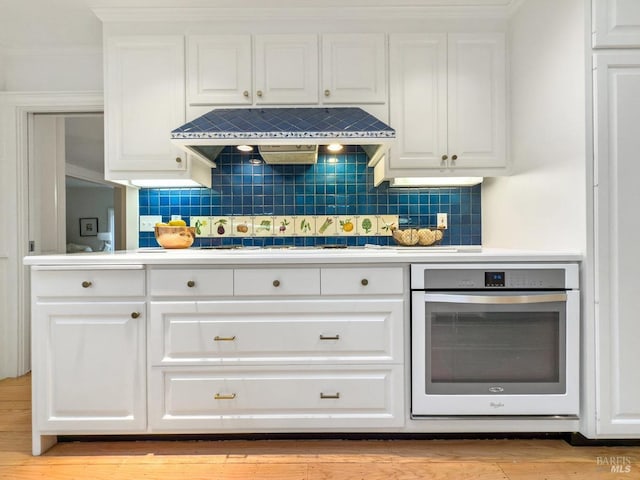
[482,0,586,251]
[2,48,103,92]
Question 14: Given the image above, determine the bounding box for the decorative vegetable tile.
[357,215,377,235]
[190,216,211,236]
[274,216,294,236]
[316,216,337,236]
[253,216,274,236]
[296,216,315,236]
[232,216,251,236]
[337,217,357,236]
[212,217,231,237]
[376,215,397,236]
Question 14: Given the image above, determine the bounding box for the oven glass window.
[430,311,560,384]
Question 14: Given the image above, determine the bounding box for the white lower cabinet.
[147,266,406,432]
[149,365,403,431]
[33,302,147,432]
[149,299,403,364]
[30,266,147,455]
[30,264,406,453]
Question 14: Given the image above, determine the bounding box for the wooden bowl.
[154,226,196,249]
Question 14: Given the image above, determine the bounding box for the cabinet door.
[389,34,448,169]
[32,302,146,432]
[105,35,186,173]
[447,33,506,170]
[593,53,640,436]
[254,34,319,104]
[187,35,252,105]
[322,34,387,104]
[593,0,640,48]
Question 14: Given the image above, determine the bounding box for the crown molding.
[93,5,511,23]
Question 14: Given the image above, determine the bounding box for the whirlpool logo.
[489,402,505,409]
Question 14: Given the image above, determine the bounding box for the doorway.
[28,113,125,255]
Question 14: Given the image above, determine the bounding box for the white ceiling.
[0,0,516,50]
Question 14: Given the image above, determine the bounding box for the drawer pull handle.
[187,280,196,288]
[214,393,237,400]
[319,334,340,341]
[131,312,141,319]
[272,280,281,287]
[175,157,182,164]
[320,392,340,399]
[214,335,236,341]
[361,278,369,286]
[81,281,92,288]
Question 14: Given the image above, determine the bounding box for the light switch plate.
[140,215,162,232]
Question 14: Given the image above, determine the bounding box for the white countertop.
[24,246,583,266]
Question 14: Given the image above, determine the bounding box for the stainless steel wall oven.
[411,263,579,417]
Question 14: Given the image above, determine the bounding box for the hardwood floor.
[1,375,639,479]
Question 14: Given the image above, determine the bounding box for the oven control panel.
[412,265,576,290]
[484,271,505,287]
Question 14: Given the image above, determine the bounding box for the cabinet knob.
[361,278,369,286]
[256,90,263,97]
[131,312,141,319]
[81,281,92,288]
[175,157,182,164]
[243,90,249,97]
[272,279,281,287]
[187,280,195,288]
[451,154,458,162]
[441,155,448,161]
[320,392,340,399]
[324,89,331,97]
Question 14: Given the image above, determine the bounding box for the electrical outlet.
[171,215,182,221]
[140,215,162,232]
[437,213,448,229]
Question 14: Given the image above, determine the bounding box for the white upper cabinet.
[105,36,186,174]
[593,0,640,48]
[385,32,506,177]
[321,34,387,104]
[187,33,387,107]
[187,35,252,105]
[254,34,319,105]
[104,35,213,187]
[389,33,447,170]
[447,34,506,170]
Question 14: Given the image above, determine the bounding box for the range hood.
[171,107,395,165]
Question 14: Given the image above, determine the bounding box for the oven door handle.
[423,293,567,305]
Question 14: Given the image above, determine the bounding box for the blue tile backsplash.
[138,146,481,248]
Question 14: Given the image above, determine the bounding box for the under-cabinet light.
[237,145,254,152]
[390,177,483,187]
[130,179,204,188]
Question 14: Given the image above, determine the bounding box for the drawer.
[149,268,233,297]
[149,365,404,430]
[234,268,320,296]
[321,267,405,295]
[149,299,404,365]
[32,268,145,298]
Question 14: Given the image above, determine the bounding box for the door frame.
[0,91,103,378]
